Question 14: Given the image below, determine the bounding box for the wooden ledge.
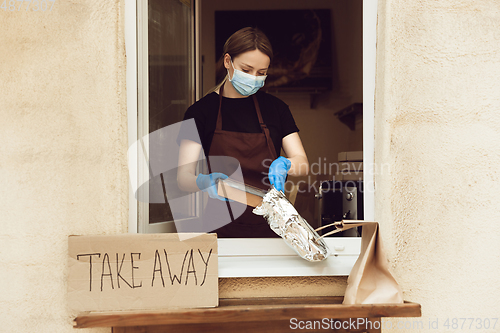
[74,296,421,329]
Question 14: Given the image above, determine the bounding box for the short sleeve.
[279,102,299,138]
[176,106,203,146]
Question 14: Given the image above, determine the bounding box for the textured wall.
[0,1,127,332]
[375,0,500,331]
[220,276,347,298]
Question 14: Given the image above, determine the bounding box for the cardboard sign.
[67,233,218,312]
[217,179,266,207]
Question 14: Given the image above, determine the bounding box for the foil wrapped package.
[253,187,330,262]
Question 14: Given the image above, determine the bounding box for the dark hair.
[213,27,273,89]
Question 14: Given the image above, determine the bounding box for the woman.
[177,27,309,237]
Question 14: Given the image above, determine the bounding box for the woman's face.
[224,49,270,78]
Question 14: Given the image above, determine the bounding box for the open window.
[125,0,376,277]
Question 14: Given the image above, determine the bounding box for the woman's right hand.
[196,173,229,201]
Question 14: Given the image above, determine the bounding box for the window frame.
[125,0,377,277]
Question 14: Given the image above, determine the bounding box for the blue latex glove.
[269,156,291,193]
[196,173,229,201]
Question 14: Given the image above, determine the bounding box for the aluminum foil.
[253,187,330,262]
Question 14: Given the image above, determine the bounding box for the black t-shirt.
[178,91,299,157]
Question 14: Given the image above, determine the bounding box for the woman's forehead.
[234,49,270,69]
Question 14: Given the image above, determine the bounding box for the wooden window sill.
[74,296,421,333]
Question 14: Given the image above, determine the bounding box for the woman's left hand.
[269,156,291,192]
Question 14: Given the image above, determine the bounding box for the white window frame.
[125,0,377,277]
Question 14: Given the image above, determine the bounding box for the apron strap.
[217,83,278,160]
[216,84,224,131]
[252,94,278,160]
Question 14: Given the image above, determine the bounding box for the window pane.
[148,0,193,224]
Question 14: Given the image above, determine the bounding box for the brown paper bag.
[318,220,403,304]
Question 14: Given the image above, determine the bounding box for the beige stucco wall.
[375,0,500,331]
[0,1,128,332]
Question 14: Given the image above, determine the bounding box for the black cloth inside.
[177,91,299,157]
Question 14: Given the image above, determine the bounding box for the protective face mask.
[228,60,267,96]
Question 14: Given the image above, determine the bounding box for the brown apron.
[204,84,279,238]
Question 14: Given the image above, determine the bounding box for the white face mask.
[228,60,267,96]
